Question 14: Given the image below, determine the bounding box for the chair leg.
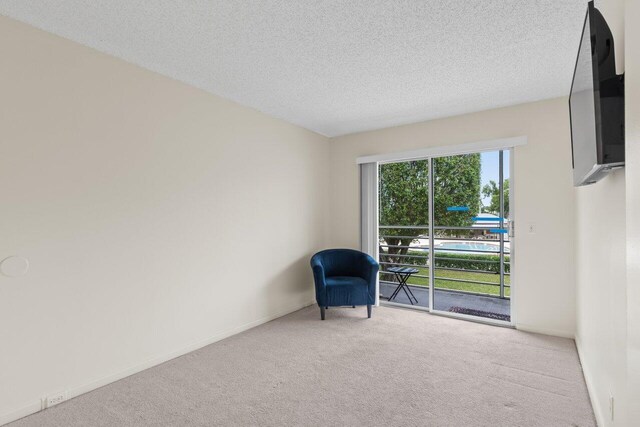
[352,305,355,308]
[367,304,372,318]
[320,306,326,320]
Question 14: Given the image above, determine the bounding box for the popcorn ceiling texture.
[0,0,587,136]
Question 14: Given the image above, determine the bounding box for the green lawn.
[381,266,511,297]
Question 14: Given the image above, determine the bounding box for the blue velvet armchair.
[310,249,379,320]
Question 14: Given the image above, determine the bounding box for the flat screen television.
[569,1,624,187]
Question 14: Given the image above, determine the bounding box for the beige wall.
[0,17,330,422]
[330,98,577,337]
[574,0,631,425]
[624,0,640,423]
[575,172,627,426]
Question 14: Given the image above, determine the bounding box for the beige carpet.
[11,306,595,427]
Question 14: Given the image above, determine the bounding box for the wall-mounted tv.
[569,1,624,187]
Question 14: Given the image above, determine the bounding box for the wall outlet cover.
[44,392,67,408]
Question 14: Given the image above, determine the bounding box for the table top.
[387,266,419,274]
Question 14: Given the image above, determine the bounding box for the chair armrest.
[311,259,326,289]
[360,254,379,284]
[310,258,327,306]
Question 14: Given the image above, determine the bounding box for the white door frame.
[360,137,525,327]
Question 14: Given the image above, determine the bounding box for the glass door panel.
[431,151,511,322]
[378,160,430,309]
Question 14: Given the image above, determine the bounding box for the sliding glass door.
[431,151,511,322]
[378,160,430,308]
[377,150,512,324]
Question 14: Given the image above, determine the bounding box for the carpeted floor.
[10,305,595,427]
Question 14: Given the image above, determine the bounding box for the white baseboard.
[515,322,575,339]
[0,401,43,427]
[574,336,605,427]
[1,299,316,426]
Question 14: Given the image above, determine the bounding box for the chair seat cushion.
[324,276,369,306]
[325,276,367,287]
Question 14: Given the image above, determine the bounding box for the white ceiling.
[0,1,588,137]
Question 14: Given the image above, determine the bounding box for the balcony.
[379,225,511,322]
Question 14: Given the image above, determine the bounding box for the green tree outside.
[432,154,481,227]
[379,154,481,272]
[481,178,509,218]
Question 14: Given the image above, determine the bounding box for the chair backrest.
[311,249,369,277]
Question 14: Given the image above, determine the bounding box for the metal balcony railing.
[378,225,510,299]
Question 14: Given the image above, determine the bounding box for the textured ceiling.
[0,1,588,136]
